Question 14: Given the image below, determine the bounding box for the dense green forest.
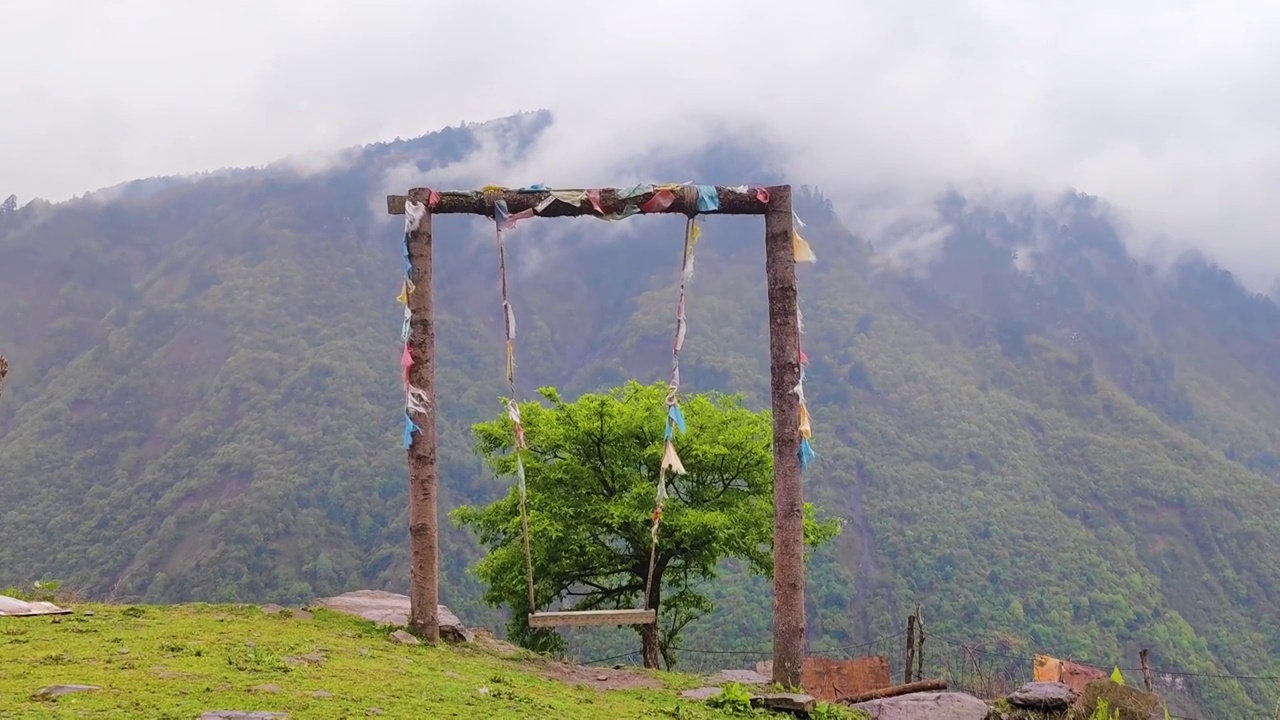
[4,113,1280,715]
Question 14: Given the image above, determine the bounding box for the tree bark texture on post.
[405,205,440,641]
[915,607,924,682]
[641,572,662,669]
[763,186,805,689]
[0,355,7,405]
[904,613,917,684]
[1139,648,1154,693]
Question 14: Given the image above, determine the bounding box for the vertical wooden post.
[1140,648,1154,693]
[764,186,804,689]
[405,201,440,642]
[904,613,917,684]
[0,355,7,405]
[915,606,924,683]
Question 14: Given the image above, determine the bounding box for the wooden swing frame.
[387,184,806,687]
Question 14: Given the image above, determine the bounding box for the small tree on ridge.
[453,380,839,669]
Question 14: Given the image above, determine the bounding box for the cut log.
[839,677,948,704]
[527,609,656,628]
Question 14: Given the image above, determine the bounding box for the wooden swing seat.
[527,608,657,628]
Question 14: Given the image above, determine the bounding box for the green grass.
[0,603,757,719]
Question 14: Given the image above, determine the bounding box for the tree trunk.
[0,355,7,405]
[641,623,660,669]
[640,564,663,669]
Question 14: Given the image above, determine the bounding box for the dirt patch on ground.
[540,661,664,692]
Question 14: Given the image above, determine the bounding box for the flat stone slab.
[751,693,816,714]
[312,590,472,642]
[0,594,71,617]
[1007,681,1078,710]
[711,669,771,685]
[32,684,99,699]
[680,687,723,701]
[849,691,989,720]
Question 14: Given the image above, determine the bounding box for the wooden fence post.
[915,606,924,683]
[1140,649,1154,693]
[904,612,917,684]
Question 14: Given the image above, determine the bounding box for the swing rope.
[491,196,538,615]
[496,192,697,626]
[643,215,699,612]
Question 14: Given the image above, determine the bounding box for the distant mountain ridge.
[3,112,1280,715]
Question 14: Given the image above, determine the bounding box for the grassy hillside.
[4,114,1280,716]
[0,601,765,719]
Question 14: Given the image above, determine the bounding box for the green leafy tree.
[453,380,840,668]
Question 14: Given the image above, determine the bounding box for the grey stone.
[300,653,325,664]
[312,590,474,642]
[1007,681,1078,710]
[680,687,723,701]
[32,684,100,699]
[310,690,333,699]
[259,604,285,615]
[750,693,816,714]
[712,669,771,685]
[198,707,289,712]
[388,629,419,645]
[250,684,282,694]
[849,691,990,720]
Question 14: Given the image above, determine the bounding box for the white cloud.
[3,0,1280,286]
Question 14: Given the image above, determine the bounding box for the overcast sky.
[3,0,1279,286]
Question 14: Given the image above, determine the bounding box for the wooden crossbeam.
[386,185,772,218]
[527,609,657,628]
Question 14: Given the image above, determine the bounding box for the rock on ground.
[32,684,99,700]
[850,691,990,720]
[1077,680,1161,720]
[1006,681,1078,711]
[751,693,816,714]
[312,590,473,642]
[710,669,771,685]
[680,687,723,701]
[388,629,419,645]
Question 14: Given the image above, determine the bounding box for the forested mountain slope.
[3,113,1280,714]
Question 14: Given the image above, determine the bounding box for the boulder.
[199,713,288,720]
[312,590,473,642]
[712,669,771,685]
[750,693,816,715]
[680,687,722,701]
[850,691,990,720]
[1006,681,1078,710]
[1076,680,1160,720]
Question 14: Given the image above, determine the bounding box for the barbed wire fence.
[577,616,1280,719]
